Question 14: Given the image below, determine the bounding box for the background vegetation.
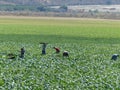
[0,0,120,19]
[1,0,120,5]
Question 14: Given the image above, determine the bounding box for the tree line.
[1,0,120,6]
[0,5,68,12]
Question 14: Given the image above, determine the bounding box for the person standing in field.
[20,47,25,58]
[40,42,48,55]
[53,47,60,53]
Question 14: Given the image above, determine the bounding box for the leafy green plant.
[1,17,120,89]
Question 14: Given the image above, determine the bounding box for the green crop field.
[1,16,120,90]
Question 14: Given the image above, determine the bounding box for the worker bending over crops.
[111,54,119,60]
[7,53,16,59]
[53,47,60,53]
[63,51,69,57]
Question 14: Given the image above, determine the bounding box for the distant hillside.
[1,0,120,6]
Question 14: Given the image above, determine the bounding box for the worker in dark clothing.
[19,47,25,58]
[111,54,119,60]
[7,53,16,59]
[40,42,48,55]
[63,51,69,57]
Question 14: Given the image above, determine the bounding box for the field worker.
[111,54,119,60]
[53,47,60,53]
[40,42,48,55]
[63,51,69,57]
[20,47,25,58]
[7,53,16,59]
